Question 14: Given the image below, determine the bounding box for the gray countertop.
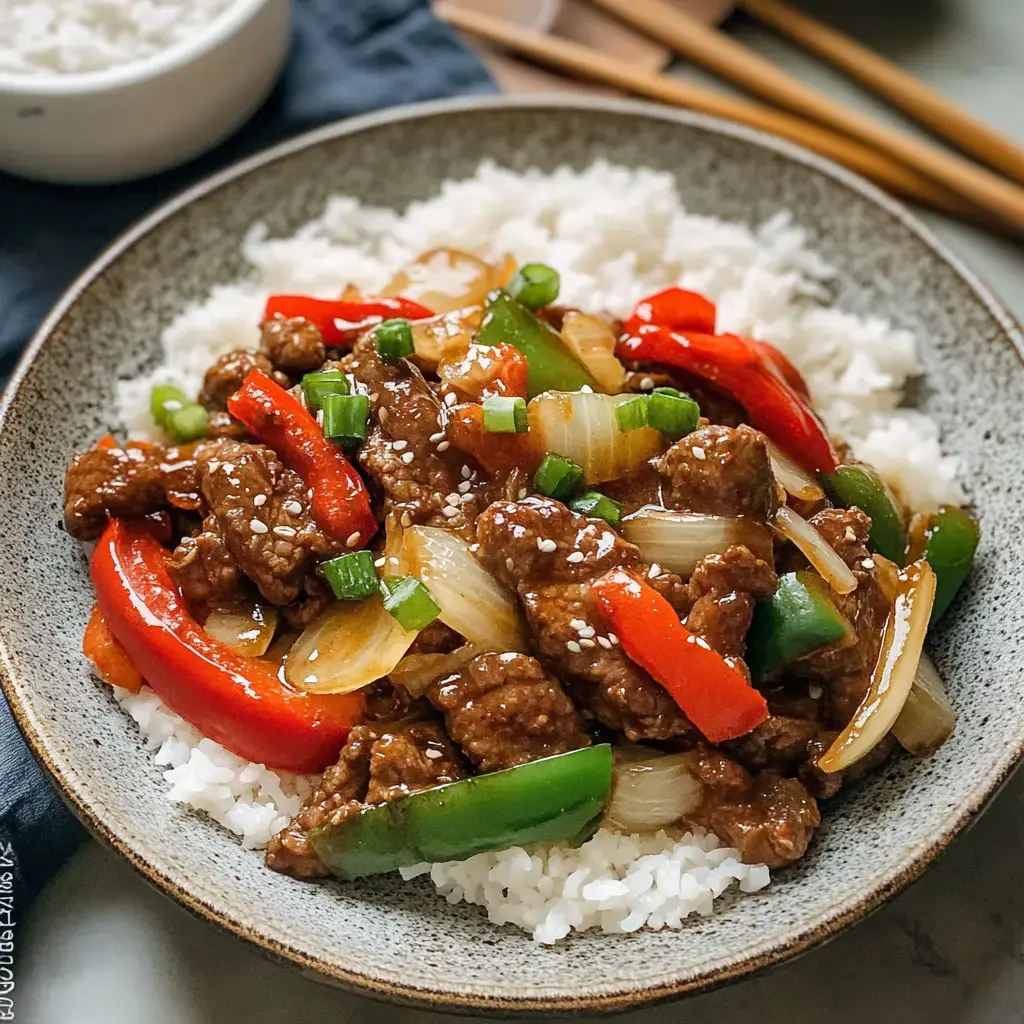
[16,2,1024,1021]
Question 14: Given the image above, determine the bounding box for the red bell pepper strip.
[591,568,768,744]
[624,287,717,336]
[227,370,376,548]
[263,295,435,347]
[92,520,363,772]
[752,338,811,400]
[446,403,541,475]
[83,603,143,693]
[617,326,838,474]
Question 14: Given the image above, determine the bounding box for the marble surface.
[15,0,1024,1020]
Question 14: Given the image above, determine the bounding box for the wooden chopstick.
[435,4,981,222]
[583,0,1024,234]
[739,0,1024,186]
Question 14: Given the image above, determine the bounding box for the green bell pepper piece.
[477,291,599,399]
[746,571,852,682]
[822,464,908,564]
[923,505,980,623]
[308,744,613,880]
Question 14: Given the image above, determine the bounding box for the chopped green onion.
[322,393,370,446]
[302,369,349,410]
[614,395,650,433]
[533,452,584,502]
[648,387,700,437]
[149,384,191,429]
[380,576,441,631]
[568,491,621,525]
[321,550,378,601]
[166,404,209,443]
[481,395,528,434]
[507,263,560,310]
[374,318,414,361]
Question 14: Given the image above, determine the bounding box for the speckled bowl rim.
[2,94,1023,1016]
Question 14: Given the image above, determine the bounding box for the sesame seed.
[316,410,324,426]
[442,506,460,518]
[444,391,457,407]
[374,557,386,568]
[304,674,318,684]
[307,489,314,500]
[862,558,876,569]
[425,749,442,760]
[273,525,297,538]
[580,384,594,394]
[648,563,661,578]
[436,441,450,451]
[809,684,824,699]
[597,636,612,649]
[537,538,557,553]
[608,633,619,645]
[844,527,857,542]
[461,465,472,480]
[429,431,445,443]
[379,407,389,425]
[283,500,302,515]
[570,619,587,629]
[567,551,585,563]
[518,487,528,499]
[639,376,655,390]
[249,519,270,536]
[253,494,267,507]
[460,493,474,504]
[221,462,235,474]
[505,557,515,572]
[401,451,415,464]
[578,638,596,649]
[692,446,706,461]
[445,493,460,507]
[370,392,379,403]
[567,640,582,654]
[458,480,472,493]
[401,512,413,528]
[389,556,401,566]
[695,636,712,650]
[308,649,319,662]
[345,532,361,548]
[469,543,479,553]
[578,627,596,640]
[393,439,408,451]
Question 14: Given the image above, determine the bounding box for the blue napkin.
[0,0,494,905]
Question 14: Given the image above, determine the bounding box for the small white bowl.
[0,0,291,184]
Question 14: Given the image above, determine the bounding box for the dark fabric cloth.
[0,0,493,904]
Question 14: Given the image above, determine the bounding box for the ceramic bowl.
[1,96,1022,1015]
[0,0,290,184]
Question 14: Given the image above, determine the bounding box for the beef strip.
[265,720,464,879]
[166,514,249,617]
[476,497,695,742]
[193,440,344,606]
[259,316,326,374]
[785,508,892,726]
[658,424,777,520]
[198,349,289,411]
[63,441,208,541]
[624,367,745,428]
[427,652,590,772]
[686,748,821,867]
[205,410,250,441]
[342,334,489,535]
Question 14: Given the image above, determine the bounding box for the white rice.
[106,160,965,941]
[0,0,236,76]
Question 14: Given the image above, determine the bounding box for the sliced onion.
[285,595,418,695]
[403,526,528,652]
[382,248,507,314]
[892,652,955,757]
[204,603,278,658]
[818,558,936,772]
[389,643,481,698]
[559,311,627,395]
[603,750,704,833]
[768,440,825,502]
[409,306,483,369]
[620,507,773,576]
[773,505,857,595]
[528,391,663,485]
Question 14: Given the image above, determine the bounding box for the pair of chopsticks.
[436,0,1024,233]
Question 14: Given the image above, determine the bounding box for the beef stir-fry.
[66,249,979,883]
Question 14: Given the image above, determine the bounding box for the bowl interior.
[2,99,1023,1014]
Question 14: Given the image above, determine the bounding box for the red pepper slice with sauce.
[263,296,435,347]
[227,370,376,549]
[91,519,362,772]
[617,325,838,474]
[623,287,717,336]
[591,568,768,744]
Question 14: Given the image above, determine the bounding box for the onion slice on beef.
[892,652,956,757]
[767,440,825,502]
[382,248,512,314]
[603,749,704,833]
[772,505,858,595]
[620,507,773,576]
[559,311,627,394]
[402,526,528,653]
[818,558,936,772]
[203,603,278,658]
[286,596,418,695]
[389,643,481,697]
[528,391,663,485]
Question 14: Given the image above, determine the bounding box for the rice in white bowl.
[105,160,963,943]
